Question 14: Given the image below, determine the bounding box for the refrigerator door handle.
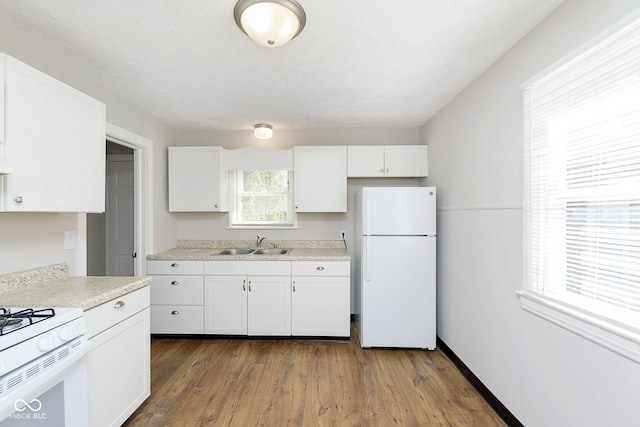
[365,236,372,281]
[364,193,371,236]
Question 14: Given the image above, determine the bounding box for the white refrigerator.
[354,187,436,349]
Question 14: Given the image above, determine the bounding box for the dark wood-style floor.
[123,325,505,426]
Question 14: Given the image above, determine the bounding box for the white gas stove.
[0,307,89,425]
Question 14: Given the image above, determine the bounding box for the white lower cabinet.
[147,259,350,337]
[292,261,351,337]
[147,260,204,334]
[247,275,291,336]
[84,287,150,427]
[204,261,291,336]
[204,275,247,334]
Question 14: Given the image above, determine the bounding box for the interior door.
[106,155,134,276]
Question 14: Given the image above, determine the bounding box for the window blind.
[522,14,640,329]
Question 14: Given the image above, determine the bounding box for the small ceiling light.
[234,0,306,47]
[254,123,273,139]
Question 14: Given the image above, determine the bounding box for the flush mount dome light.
[254,123,273,139]
[234,0,306,47]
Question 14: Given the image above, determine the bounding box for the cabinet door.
[87,308,150,427]
[347,146,385,177]
[384,146,428,177]
[205,275,247,334]
[168,146,228,212]
[293,146,347,212]
[2,55,106,212]
[292,276,350,337]
[247,275,291,336]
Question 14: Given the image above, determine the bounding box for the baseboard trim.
[437,337,523,427]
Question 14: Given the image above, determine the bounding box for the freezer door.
[362,187,436,236]
[359,235,436,349]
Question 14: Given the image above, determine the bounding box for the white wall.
[421,0,640,425]
[0,24,178,275]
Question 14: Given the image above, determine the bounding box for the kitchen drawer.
[150,275,203,305]
[85,286,150,339]
[147,260,203,275]
[151,305,204,334]
[204,261,291,276]
[291,261,350,276]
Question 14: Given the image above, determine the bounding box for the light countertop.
[0,274,151,311]
[147,247,351,262]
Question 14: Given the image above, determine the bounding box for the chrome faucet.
[256,236,266,248]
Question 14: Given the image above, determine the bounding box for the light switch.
[64,231,77,249]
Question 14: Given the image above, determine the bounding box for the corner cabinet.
[0,53,106,212]
[84,287,150,427]
[293,146,347,212]
[347,145,428,178]
[168,146,228,212]
[292,261,351,337]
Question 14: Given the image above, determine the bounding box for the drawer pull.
[171,281,179,285]
[171,263,179,268]
[171,310,179,315]
[114,300,125,309]
[316,266,325,271]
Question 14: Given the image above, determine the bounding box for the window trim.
[227,170,298,229]
[518,291,640,363]
[519,10,640,363]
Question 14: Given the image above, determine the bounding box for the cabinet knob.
[214,204,219,208]
[171,263,179,268]
[386,168,389,173]
[171,281,179,286]
[379,168,384,173]
[114,300,125,309]
[295,205,299,209]
[316,266,325,271]
[171,310,179,315]
[14,196,23,204]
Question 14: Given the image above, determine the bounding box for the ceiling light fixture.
[254,123,273,139]
[234,0,306,47]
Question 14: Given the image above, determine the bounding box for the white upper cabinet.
[0,54,106,212]
[168,146,228,212]
[293,146,347,212]
[347,145,429,178]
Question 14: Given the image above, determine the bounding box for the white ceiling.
[0,0,564,131]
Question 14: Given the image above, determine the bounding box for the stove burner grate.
[0,308,56,335]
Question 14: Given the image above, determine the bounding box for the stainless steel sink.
[216,248,255,255]
[252,248,290,255]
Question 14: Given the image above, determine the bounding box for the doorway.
[83,123,153,277]
[87,142,134,276]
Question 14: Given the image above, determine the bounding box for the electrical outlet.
[340,230,346,240]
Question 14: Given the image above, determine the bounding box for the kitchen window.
[228,170,296,228]
[520,12,640,362]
